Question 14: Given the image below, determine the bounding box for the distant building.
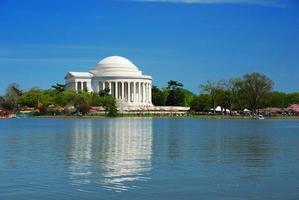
[65,56,153,109]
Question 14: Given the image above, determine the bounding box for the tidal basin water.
[1,118,299,200]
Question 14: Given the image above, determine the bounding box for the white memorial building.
[65,56,153,109]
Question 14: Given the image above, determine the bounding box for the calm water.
[0,118,299,200]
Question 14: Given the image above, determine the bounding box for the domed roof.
[90,56,143,77]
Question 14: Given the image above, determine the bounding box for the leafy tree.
[167,80,183,90]
[165,80,186,106]
[218,78,242,114]
[166,89,185,106]
[51,83,66,93]
[180,88,195,107]
[190,94,211,112]
[53,90,78,106]
[200,81,220,114]
[239,72,273,113]
[19,88,53,108]
[99,88,110,97]
[103,96,118,117]
[152,86,167,106]
[286,92,299,106]
[263,91,287,108]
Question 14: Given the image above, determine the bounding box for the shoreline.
[20,114,299,120]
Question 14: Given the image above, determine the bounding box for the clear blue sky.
[0,0,299,94]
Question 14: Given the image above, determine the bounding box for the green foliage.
[51,83,66,93]
[52,90,78,106]
[190,94,211,112]
[99,88,110,97]
[103,96,118,117]
[166,89,185,106]
[19,88,53,107]
[167,80,184,90]
[286,92,299,105]
[198,73,274,114]
[0,83,118,116]
[199,80,220,114]
[165,80,188,106]
[152,86,167,106]
[239,72,273,113]
[153,81,197,107]
[180,88,195,106]
[0,71,297,116]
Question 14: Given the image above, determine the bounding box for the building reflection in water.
[67,118,153,192]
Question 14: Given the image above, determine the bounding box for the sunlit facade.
[65,56,153,109]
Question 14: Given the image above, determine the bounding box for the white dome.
[90,56,143,77]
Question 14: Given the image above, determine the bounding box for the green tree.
[165,80,186,106]
[200,81,220,114]
[180,88,195,107]
[239,72,273,113]
[166,80,185,106]
[218,78,242,114]
[166,89,185,106]
[152,86,167,106]
[19,88,53,108]
[51,83,66,93]
[103,96,118,117]
[190,94,211,112]
[264,91,287,108]
[53,90,78,106]
[167,80,183,90]
[286,92,299,106]
[99,88,110,97]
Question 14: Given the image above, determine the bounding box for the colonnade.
[99,81,152,104]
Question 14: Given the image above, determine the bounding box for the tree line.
[0,83,117,116]
[152,72,299,114]
[1,72,299,116]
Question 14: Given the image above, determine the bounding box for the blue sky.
[0,0,299,94]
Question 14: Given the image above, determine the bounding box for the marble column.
[149,84,152,103]
[122,82,125,100]
[133,82,136,103]
[108,82,112,95]
[115,82,118,98]
[128,82,131,102]
[136,82,139,102]
[144,83,146,102]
